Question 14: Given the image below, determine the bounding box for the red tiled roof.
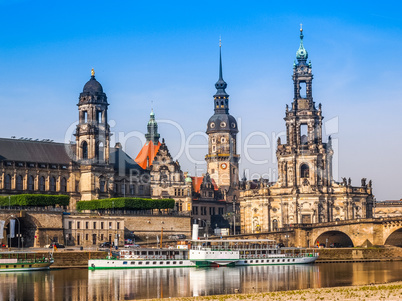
[190,176,219,193]
[134,141,161,169]
[191,177,203,193]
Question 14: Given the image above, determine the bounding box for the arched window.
[82,141,88,160]
[272,219,278,231]
[61,177,67,192]
[95,142,104,162]
[5,174,11,190]
[16,175,23,190]
[50,177,56,192]
[99,177,105,193]
[28,176,34,191]
[39,176,45,191]
[301,164,309,178]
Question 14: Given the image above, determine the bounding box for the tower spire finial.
[296,25,308,63]
[91,68,95,77]
[219,37,223,80]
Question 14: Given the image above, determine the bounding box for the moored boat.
[189,239,319,267]
[0,252,54,272]
[88,246,195,270]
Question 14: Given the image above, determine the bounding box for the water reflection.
[0,262,402,300]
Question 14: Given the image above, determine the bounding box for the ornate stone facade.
[0,70,150,209]
[205,44,239,207]
[239,29,375,233]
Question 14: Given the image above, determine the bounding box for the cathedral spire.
[296,25,308,64]
[145,109,160,144]
[214,39,229,114]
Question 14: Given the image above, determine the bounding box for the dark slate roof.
[83,76,103,94]
[206,113,238,134]
[0,138,73,164]
[109,147,144,174]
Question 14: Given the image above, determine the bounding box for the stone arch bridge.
[236,217,402,248]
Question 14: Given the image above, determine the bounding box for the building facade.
[239,29,375,233]
[0,69,150,210]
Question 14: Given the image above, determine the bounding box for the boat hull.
[88,259,195,270]
[0,262,53,272]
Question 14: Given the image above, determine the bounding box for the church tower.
[75,69,110,164]
[276,27,333,194]
[205,43,239,193]
[75,69,113,200]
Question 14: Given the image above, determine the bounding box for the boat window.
[250,260,253,263]
[293,259,295,262]
[166,262,170,264]
[256,260,258,263]
[282,259,285,262]
[173,261,176,264]
[21,265,24,268]
[288,259,290,262]
[153,262,157,265]
[123,262,127,265]
[179,261,183,264]
[146,262,150,265]
[138,262,142,265]
[5,266,8,268]
[277,259,280,262]
[14,265,16,268]
[131,262,135,265]
[29,265,32,267]
[160,262,164,264]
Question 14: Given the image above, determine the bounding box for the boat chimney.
[192,224,199,240]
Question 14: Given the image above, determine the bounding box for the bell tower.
[276,27,333,192]
[75,69,114,201]
[205,42,239,192]
[75,69,110,164]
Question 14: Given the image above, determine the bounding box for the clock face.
[221,163,227,169]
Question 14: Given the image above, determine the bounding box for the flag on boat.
[10,219,15,238]
[0,221,5,239]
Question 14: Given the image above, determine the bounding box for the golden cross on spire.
[91,68,95,76]
[300,23,303,32]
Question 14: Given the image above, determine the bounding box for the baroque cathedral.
[239,28,374,233]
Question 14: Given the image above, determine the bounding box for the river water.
[1,262,402,300]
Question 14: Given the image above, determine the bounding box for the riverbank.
[150,281,402,301]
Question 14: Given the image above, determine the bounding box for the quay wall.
[124,215,192,242]
[316,247,402,262]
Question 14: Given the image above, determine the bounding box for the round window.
[220,122,226,128]
[231,123,236,128]
[210,122,215,128]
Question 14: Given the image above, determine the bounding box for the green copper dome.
[296,28,308,62]
[185,175,192,183]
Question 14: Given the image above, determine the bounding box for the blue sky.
[1,1,402,201]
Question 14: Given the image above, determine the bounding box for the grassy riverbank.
[150,281,402,301]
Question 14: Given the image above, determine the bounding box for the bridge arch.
[314,230,354,248]
[3,214,42,248]
[384,227,402,247]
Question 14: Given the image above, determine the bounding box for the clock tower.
[205,43,239,196]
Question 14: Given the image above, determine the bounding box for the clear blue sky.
[1,1,401,201]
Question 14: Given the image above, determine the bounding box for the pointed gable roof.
[134,140,161,169]
[191,176,218,193]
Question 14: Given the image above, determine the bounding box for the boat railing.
[239,252,318,259]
